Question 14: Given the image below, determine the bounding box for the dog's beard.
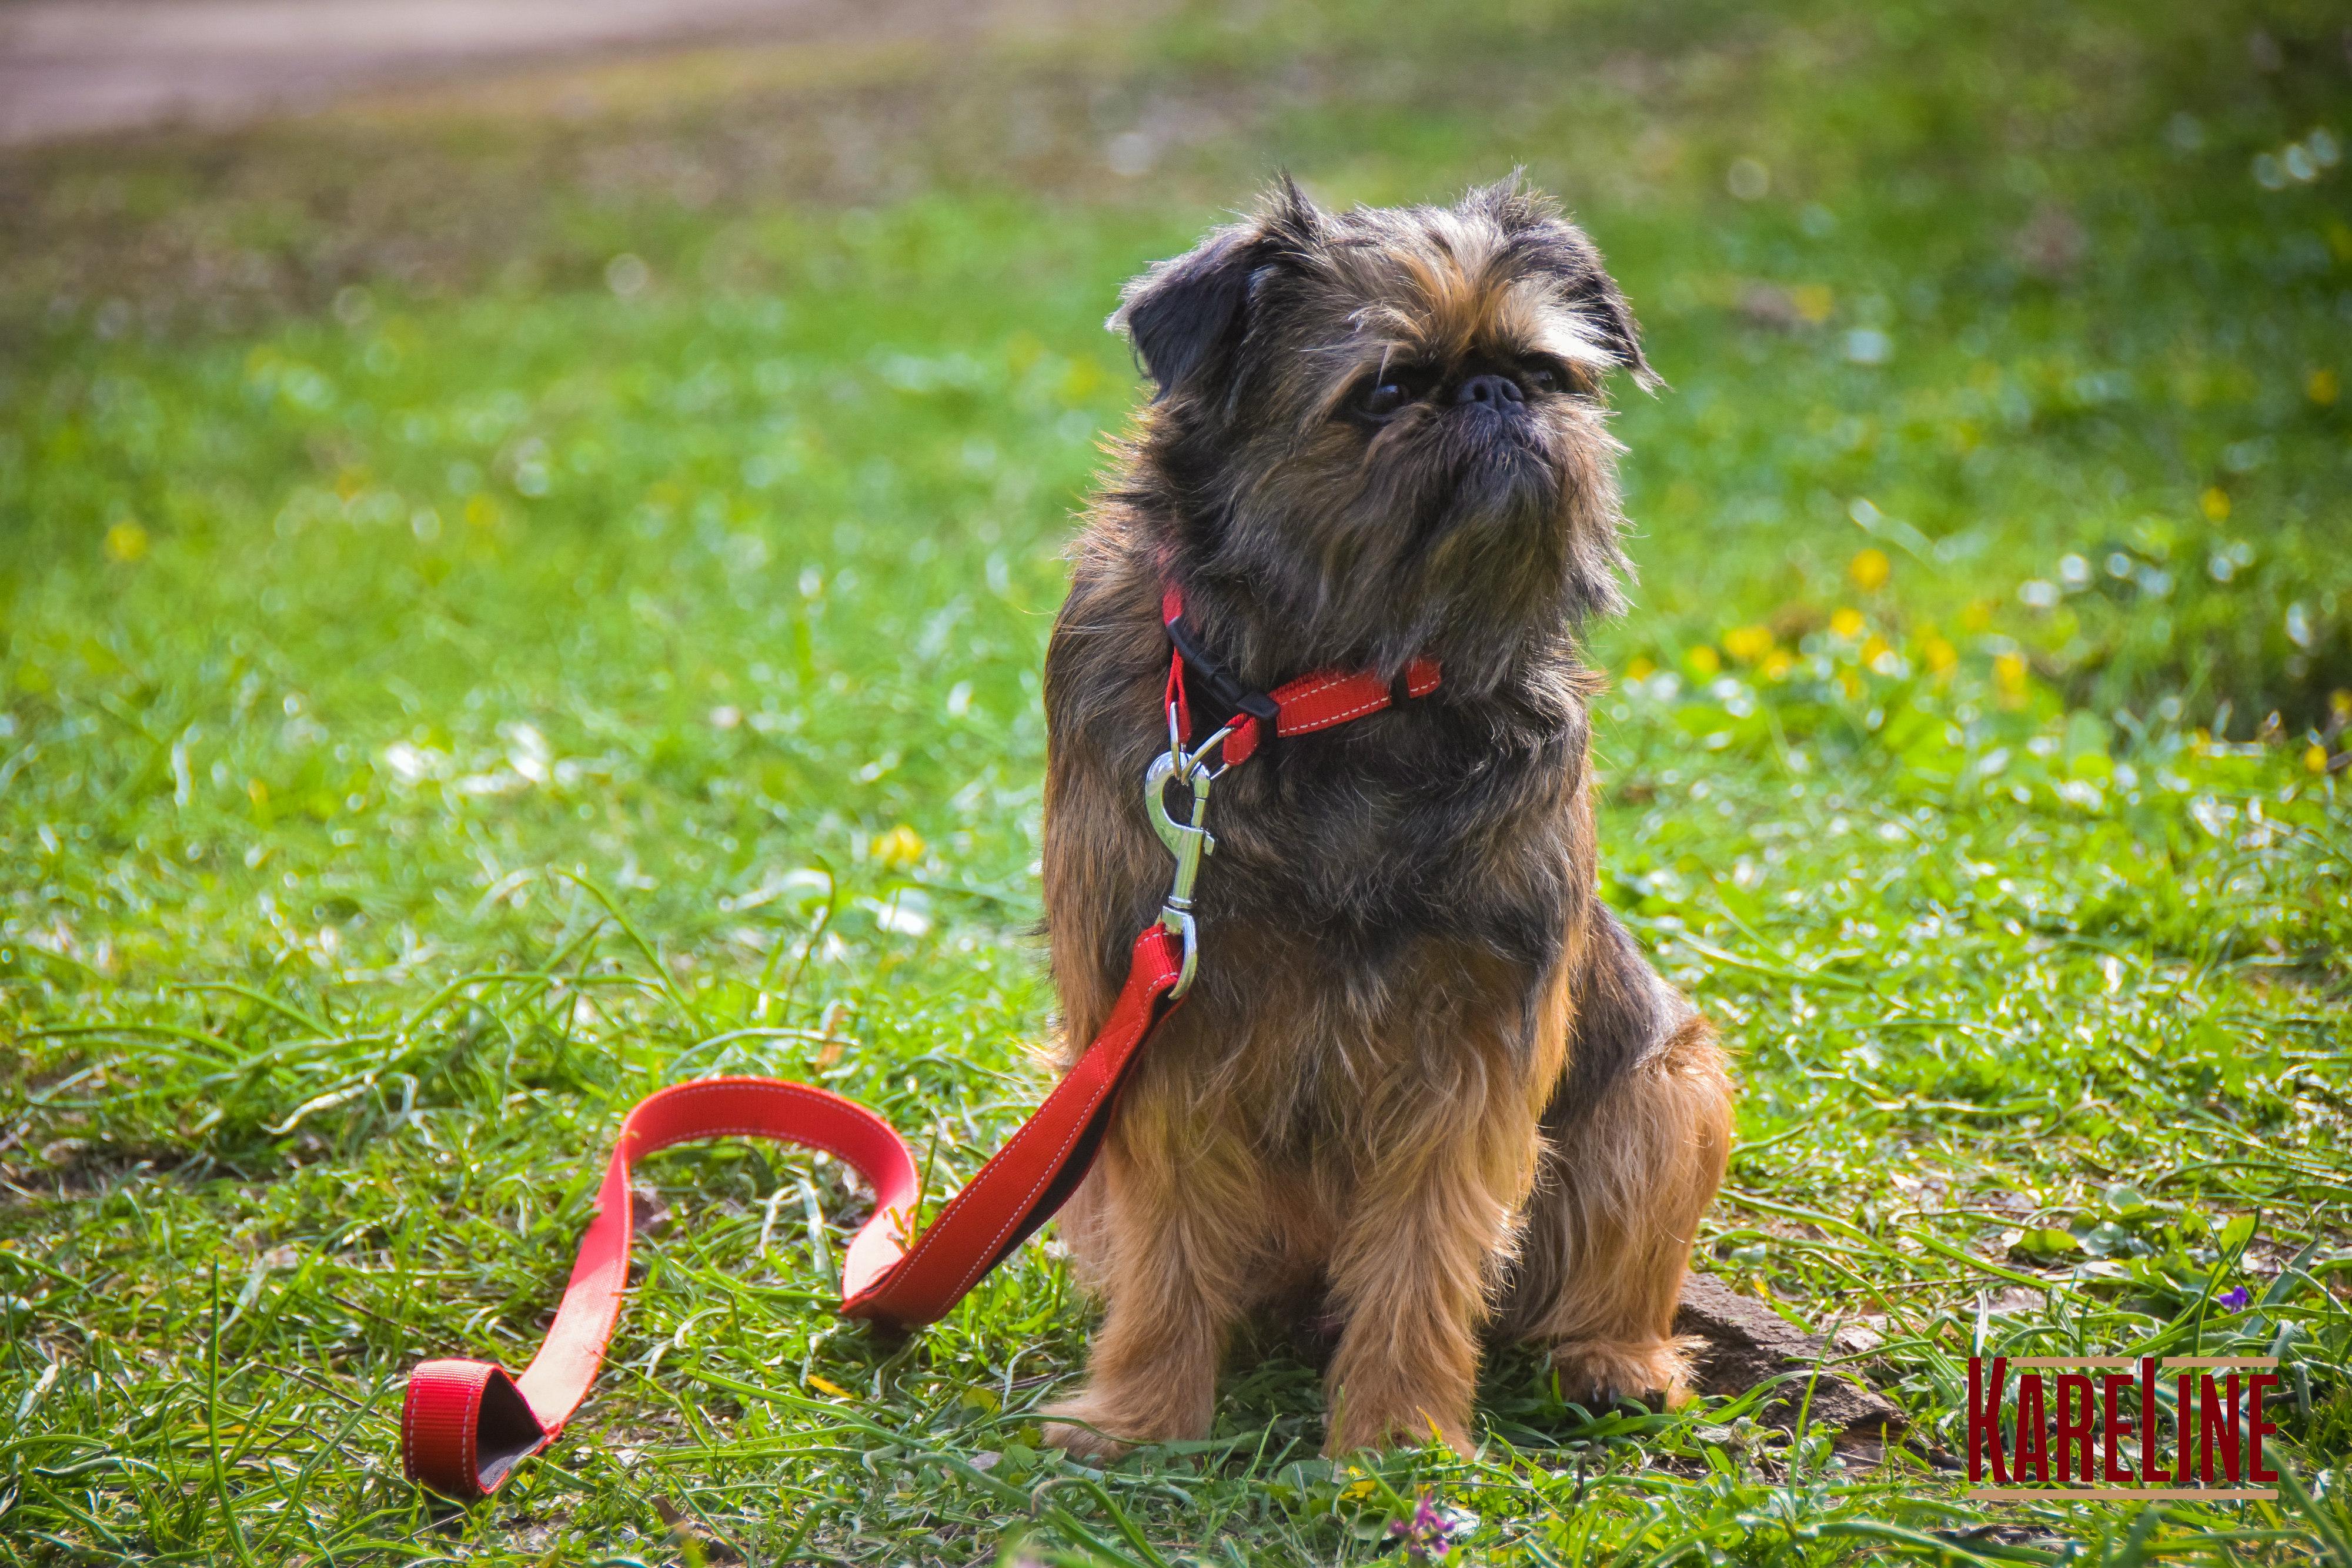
[1202,406,1618,691]
[1380,406,1561,554]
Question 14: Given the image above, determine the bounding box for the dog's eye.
[1524,359,1593,396]
[1360,379,1410,417]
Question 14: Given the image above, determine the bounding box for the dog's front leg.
[1040,1121,1258,1459]
[1321,1087,1541,1457]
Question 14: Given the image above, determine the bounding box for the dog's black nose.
[1455,373,1524,407]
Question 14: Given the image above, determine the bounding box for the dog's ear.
[1572,267,1658,392]
[1111,177,1324,401]
[1478,182,1660,393]
[1111,226,1262,402]
[1257,170,1328,250]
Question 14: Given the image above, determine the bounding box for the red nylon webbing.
[1159,587,1441,763]
[400,925,1185,1502]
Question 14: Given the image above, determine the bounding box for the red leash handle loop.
[400,927,1185,1502]
[400,1079,917,1500]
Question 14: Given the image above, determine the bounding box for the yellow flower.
[2200,487,2231,523]
[1829,607,1866,640]
[1760,649,1795,680]
[871,825,925,870]
[1860,634,1891,668]
[1685,645,1722,677]
[1848,547,1891,592]
[1625,655,1656,681]
[1923,636,1959,674]
[2332,689,2352,721]
[1058,356,1108,405]
[2309,368,2340,407]
[1993,651,2029,705]
[103,519,149,563]
[1004,331,1046,376]
[2307,744,2332,774]
[1722,624,1775,663]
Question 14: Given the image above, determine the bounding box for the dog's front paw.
[1038,1398,1135,1462]
[1323,1404,1474,1460]
[1549,1335,1700,1409]
[1038,1385,1210,1461]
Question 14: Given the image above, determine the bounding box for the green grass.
[3,1,2349,1562]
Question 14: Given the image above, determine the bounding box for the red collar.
[1160,586,1441,766]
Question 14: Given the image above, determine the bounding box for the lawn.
[2,0,2349,1562]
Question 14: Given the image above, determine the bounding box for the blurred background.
[5,0,2346,749]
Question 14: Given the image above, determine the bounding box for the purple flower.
[1389,1495,1449,1560]
[2217,1286,2251,1310]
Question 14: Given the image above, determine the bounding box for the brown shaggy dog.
[1035,179,1734,1459]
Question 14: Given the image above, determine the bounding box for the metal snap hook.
[1144,748,1215,997]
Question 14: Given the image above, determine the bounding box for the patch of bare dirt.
[0,0,1136,146]
[0,0,1244,342]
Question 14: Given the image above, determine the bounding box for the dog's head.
[1115,178,1653,691]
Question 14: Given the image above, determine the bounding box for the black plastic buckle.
[1166,615,1280,738]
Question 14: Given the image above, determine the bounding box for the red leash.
[402,928,1182,1500]
[400,592,1438,1501]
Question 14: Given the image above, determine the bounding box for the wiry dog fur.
[1036,178,1734,1459]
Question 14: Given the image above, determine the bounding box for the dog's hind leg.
[1501,912,1733,1405]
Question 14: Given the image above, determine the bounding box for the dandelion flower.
[1994,651,2029,704]
[871,825,926,869]
[104,519,149,563]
